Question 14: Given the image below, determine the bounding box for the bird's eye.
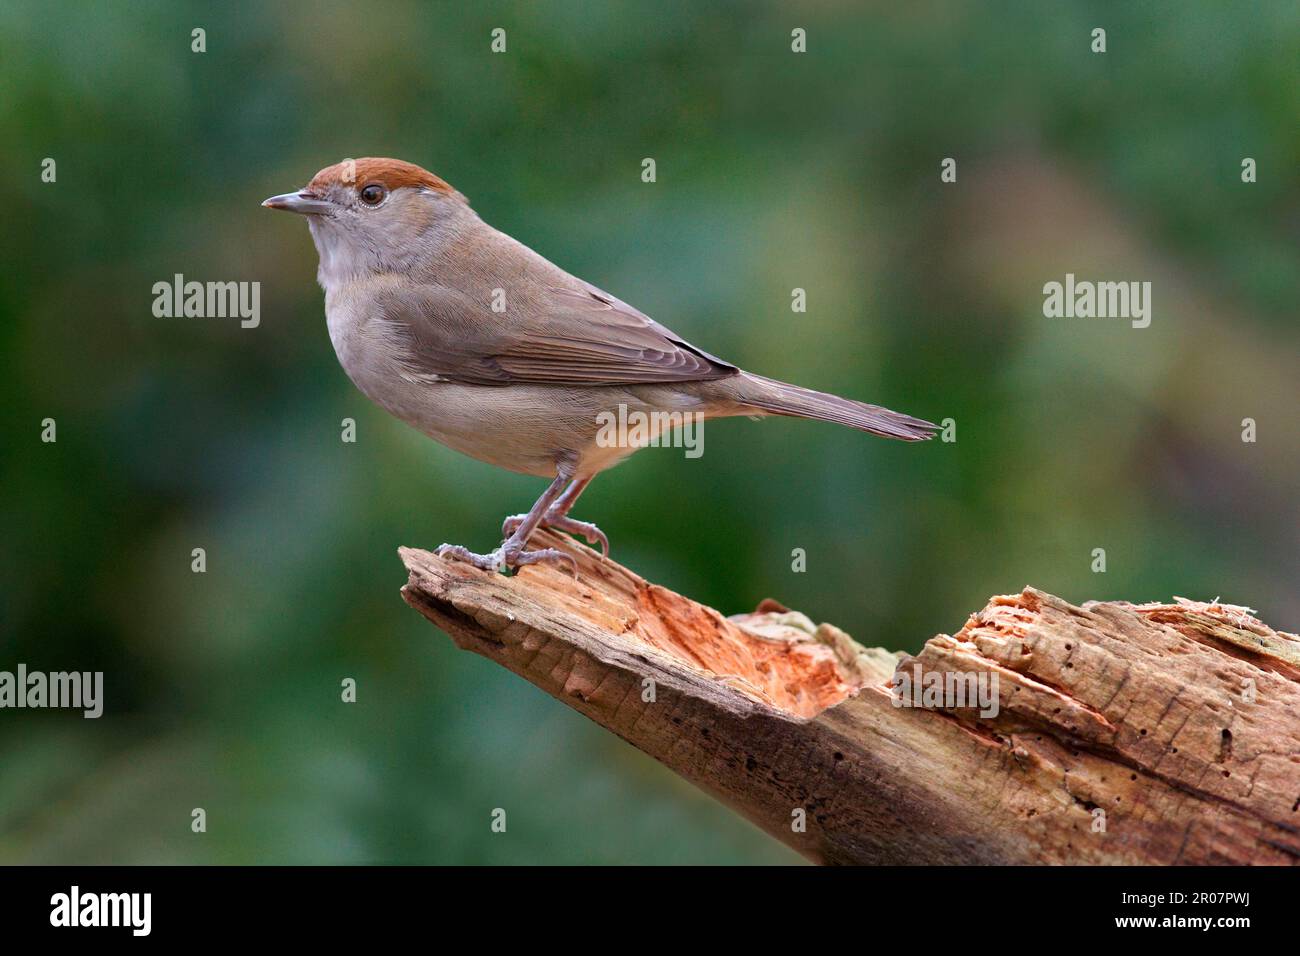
[360,184,387,206]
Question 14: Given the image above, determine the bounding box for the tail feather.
[730,372,936,442]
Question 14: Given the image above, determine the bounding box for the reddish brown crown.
[306,157,454,194]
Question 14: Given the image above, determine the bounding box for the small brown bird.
[264,158,934,573]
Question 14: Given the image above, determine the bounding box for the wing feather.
[377,280,737,387]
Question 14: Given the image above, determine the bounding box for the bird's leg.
[501,476,608,557]
[437,470,578,576]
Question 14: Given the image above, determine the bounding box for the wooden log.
[399,531,1300,865]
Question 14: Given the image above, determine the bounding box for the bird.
[264,157,935,574]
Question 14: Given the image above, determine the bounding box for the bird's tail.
[723,372,937,441]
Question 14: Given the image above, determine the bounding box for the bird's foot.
[434,543,505,572]
[501,512,609,557]
[435,542,578,578]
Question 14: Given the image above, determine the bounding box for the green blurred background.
[1,1,1296,864]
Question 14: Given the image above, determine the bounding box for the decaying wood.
[400,532,1300,865]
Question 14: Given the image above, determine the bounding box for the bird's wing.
[377,280,738,387]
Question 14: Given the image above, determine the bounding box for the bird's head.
[263,157,470,284]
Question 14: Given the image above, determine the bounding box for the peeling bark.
[400,532,1300,865]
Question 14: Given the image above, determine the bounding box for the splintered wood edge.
[399,544,785,722]
[399,531,883,720]
[906,587,1300,861]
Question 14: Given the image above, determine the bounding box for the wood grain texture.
[400,531,1300,865]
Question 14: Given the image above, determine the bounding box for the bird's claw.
[435,543,505,572]
[435,542,578,578]
[501,513,609,558]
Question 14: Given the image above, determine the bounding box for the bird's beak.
[262,190,335,216]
